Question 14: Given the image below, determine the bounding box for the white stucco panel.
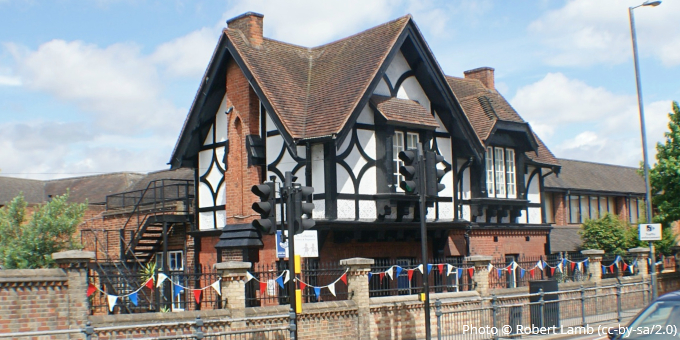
[358,166,376,195]
[439,202,454,220]
[434,111,448,133]
[436,137,453,198]
[199,212,215,230]
[311,144,325,195]
[373,78,391,97]
[215,101,229,143]
[266,135,284,167]
[526,166,541,203]
[385,51,411,87]
[359,200,376,220]
[356,104,375,125]
[313,199,325,219]
[198,150,212,177]
[398,76,431,113]
[337,200,355,220]
[198,182,213,208]
[356,129,376,161]
[458,159,471,200]
[336,163,353,194]
[528,207,542,224]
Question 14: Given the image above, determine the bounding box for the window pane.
[569,195,580,223]
[494,147,506,197]
[580,196,589,221]
[486,147,494,197]
[599,196,607,216]
[406,133,419,150]
[630,198,638,223]
[545,193,554,223]
[590,196,598,219]
[505,149,516,198]
[608,197,616,215]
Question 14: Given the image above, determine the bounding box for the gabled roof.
[0,177,45,205]
[446,76,559,167]
[371,95,439,129]
[544,159,645,195]
[224,15,411,139]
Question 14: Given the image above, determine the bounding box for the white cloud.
[529,0,680,67]
[511,72,672,166]
[151,27,219,78]
[0,74,20,86]
[8,39,185,135]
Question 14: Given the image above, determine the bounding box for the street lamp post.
[629,0,661,299]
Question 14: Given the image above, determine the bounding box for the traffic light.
[398,150,421,195]
[293,186,315,234]
[251,182,276,234]
[426,151,446,196]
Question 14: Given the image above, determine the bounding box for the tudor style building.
[169,12,560,268]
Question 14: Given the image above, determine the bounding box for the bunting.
[107,294,118,312]
[294,268,350,302]
[193,290,202,304]
[129,292,138,306]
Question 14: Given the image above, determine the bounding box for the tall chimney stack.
[227,12,264,48]
[464,67,495,90]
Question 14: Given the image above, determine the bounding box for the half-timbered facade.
[170,12,561,267]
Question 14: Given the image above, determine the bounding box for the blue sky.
[0,0,678,179]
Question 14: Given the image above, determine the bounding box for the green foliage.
[580,213,631,256]
[580,213,677,256]
[139,261,157,283]
[650,101,680,226]
[0,191,87,269]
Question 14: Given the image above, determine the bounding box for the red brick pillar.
[340,257,374,340]
[52,250,95,336]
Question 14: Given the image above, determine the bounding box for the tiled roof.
[371,96,439,129]
[129,168,194,191]
[544,159,645,194]
[549,226,583,253]
[446,76,559,166]
[226,15,411,139]
[0,173,145,205]
[0,177,45,205]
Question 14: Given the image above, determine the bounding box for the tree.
[580,213,631,255]
[0,192,86,269]
[648,100,680,252]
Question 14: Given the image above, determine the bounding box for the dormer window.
[485,146,516,198]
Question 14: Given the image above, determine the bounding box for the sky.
[0,0,678,180]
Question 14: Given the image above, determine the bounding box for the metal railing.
[435,279,651,340]
[369,258,475,297]
[489,254,591,289]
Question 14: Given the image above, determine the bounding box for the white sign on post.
[639,223,662,241]
[276,230,319,258]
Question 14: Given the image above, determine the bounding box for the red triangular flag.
[530,269,535,278]
[259,282,267,296]
[468,268,474,277]
[507,266,512,274]
[571,262,576,271]
[87,283,96,297]
[193,290,202,304]
[145,278,154,290]
[437,264,444,275]
[609,265,615,273]
[379,272,385,283]
[340,273,347,285]
[623,263,628,272]
[550,267,555,276]
[299,281,306,291]
[408,269,414,281]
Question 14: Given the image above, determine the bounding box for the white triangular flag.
[328,282,336,297]
[385,267,394,280]
[447,264,454,276]
[107,294,119,312]
[211,280,221,296]
[246,272,255,283]
[416,264,424,274]
[558,262,563,272]
[512,262,518,270]
[284,270,290,284]
[156,273,169,287]
[486,263,493,273]
[577,262,583,272]
[537,261,543,270]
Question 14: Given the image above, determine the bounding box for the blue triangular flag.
[129,291,138,306]
[457,268,463,279]
[368,273,373,281]
[602,265,606,274]
[584,258,589,265]
[395,266,403,277]
[314,287,321,299]
[427,264,433,275]
[173,284,184,297]
[520,269,525,278]
[276,276,284,289]
[497,269,502,277]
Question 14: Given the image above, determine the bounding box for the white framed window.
[485,147,517,199]
[505,149,516,198]
[393,131,419,192]
[494,147,506,198]
[486,147,495,197]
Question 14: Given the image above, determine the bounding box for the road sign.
[276,230,318,258]
[639,223,662,241]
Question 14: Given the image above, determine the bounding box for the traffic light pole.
[284,172,297,340]
[418,150,432,340]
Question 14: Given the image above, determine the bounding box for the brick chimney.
[227,12,264,48]
[464,67,495,90]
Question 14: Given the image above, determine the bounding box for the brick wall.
[468,229,548,258]
[553,193,568,225]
